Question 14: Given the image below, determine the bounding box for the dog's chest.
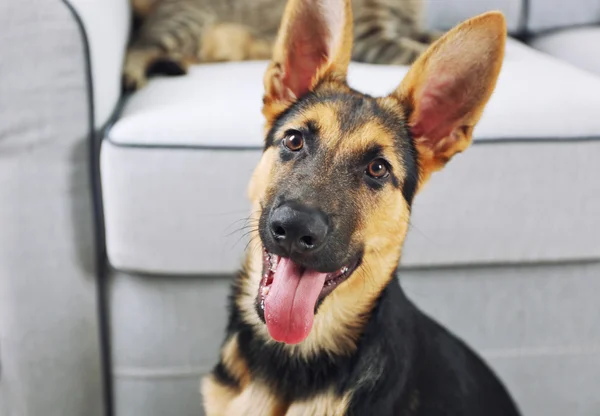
[223,382,349,416]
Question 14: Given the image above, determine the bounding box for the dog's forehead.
[279,92,408,162]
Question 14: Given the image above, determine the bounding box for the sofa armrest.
[66,0,132,128]
[0,1,130,415]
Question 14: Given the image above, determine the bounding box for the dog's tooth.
[270,256,278,272]
[262,286,270,297]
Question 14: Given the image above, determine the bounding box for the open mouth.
[256,248,360,345]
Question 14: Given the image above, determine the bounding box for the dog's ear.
[262,0,353,122]
[391,12,506,185]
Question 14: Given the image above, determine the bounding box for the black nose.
[269,202,329,254]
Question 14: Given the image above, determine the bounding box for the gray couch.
[1,1,599,415]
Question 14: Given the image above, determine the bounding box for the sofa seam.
[519,0,531,39]
[528,23,600,38]
[113,366,212,380]
[482,344,600,359]
[111,344,600,380]
[101,135,600,152]
[107,258,600,279]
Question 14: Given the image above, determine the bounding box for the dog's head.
[243,0,506,350]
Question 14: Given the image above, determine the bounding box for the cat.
[124,0,438,90]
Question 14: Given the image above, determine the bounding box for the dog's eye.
[283,130,304,151]
[366,159,389,179]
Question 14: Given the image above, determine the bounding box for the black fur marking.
[400,133,419,206]
[146,59,186,76]
[212,361,240,389]
[357,144,384,166]
[237,321,355,402]
[371,39,398,63]
[355,25,383,42]
[343,279,419,415]
[264,101,307,149]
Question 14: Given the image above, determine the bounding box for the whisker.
[223,210,261,232]
[229,227,259,250]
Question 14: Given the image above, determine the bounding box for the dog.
[201,0,521,414]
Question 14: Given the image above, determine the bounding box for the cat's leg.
[352,0,437,65]
[123,0,215,90]
[131,0,159,17]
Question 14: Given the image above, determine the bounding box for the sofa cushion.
[529,26,600,76]
[109,263,600,416]
[102,39,600,274]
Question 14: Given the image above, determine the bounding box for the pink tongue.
[264,257,327,344]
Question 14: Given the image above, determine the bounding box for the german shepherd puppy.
[202,0,520,414]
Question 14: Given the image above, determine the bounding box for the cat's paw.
[122,48,190,92]
[122,48,156,91]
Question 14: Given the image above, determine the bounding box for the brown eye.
[283,131,304,151]
[367,159,389,179]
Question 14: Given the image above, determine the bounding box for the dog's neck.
[230,264,419,405]
[236,239,404,359]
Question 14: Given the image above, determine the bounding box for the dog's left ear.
[391,12,507,185]
[262,0,353,123]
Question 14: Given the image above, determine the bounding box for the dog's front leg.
[285,390,350,416]
[201,373,239,416]
[225,382,286,416]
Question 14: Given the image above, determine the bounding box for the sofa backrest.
[425,0,524,34]
[425,0,600,36]
[528,0,600,33]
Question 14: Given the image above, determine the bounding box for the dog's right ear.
[262,0,353,123]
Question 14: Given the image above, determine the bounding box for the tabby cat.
[124,0,438,90]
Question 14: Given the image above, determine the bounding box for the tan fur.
[221,335,251,388]
[286,390,350,416]
[131,0,158,16]
[204,3,507,414]
[203,374,350,416]
[202,374,239,416]
[125,0,435,90]
[203,379,348,416]
[225,383,286,416]
[200,23,273,62]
